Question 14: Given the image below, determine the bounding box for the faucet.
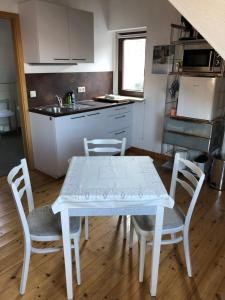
[55,95,63,107]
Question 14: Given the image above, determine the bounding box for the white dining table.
[52,156,174,300]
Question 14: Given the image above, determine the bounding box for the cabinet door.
[55,114,87,177]
[36,1,70,63]
[68,8,94,63]
[30,113,58,178]
[85,111,105,139]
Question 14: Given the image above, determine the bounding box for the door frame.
[0,11,33,167]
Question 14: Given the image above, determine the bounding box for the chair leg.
[139,236,146,282]
[123,216,127,240]
[118,216,122,225]
[183,230,192,277]
[85,216,89,241]
[129,219,134,249]
[20,242,31,295]
[74,239,81,285]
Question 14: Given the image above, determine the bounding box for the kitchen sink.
[36,103,93,114]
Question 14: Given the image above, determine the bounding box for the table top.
[52,156,174,215]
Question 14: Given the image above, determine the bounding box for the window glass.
[118,35,146,97]
[123,38,146,92]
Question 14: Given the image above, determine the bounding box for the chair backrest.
[170,153,205,229]
[7,159,34,237]
[84,138,126,156]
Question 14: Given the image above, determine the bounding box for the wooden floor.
[1,158,225,300]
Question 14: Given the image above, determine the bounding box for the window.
[118,32,146,97]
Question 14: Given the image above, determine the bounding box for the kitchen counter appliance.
[182,47,223,74]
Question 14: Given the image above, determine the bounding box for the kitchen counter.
[29,99,134,117]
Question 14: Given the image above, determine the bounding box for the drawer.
[163,131,210,152]
[165,117,212,138]
[108,127,131,147]
[107,111,131,132]
[105,105,131,116]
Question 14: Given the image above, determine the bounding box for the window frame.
[118,33,146,98]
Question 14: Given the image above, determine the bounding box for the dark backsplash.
[25,72,113,108]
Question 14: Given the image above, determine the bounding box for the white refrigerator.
[177,76,225,121]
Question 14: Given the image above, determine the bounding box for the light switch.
[30,90,37,98]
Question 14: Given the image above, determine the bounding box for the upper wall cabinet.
[68,9,94,63]
[19,0,94,64]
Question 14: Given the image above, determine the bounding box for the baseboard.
[127,147,170,161]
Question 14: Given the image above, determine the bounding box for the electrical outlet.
[77,86,86,93]
[30,90,37,98]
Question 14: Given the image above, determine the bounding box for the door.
[0,19,24,176]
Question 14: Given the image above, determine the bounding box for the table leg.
[150,206,164,296]
[61,209,73,300]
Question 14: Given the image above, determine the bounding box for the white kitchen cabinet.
[29,104,133,178]
[19,0,94,64]
[55,110,106,175]
[30,112,89,177]
[85,111,105,138]
[29,113,58,178]
[102,106,132,146]
[108,128,131,146]
[55,113,87,176]
[68,9,94,63]
[106,111,131,132]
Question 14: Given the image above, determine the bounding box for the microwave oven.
[182,48,223,73]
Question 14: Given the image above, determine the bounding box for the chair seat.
[27,205,80,237]
[133,204,185,233]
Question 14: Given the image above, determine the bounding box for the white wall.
[0,0,18,13]
[107,0,180,153]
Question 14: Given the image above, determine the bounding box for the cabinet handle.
[87,112,100,116]
[208,51,213,68]
[71,115,85,119]
[72,58,86,61]
[114,130,126,135]
[54,58,70,61]
[115,115,126,119]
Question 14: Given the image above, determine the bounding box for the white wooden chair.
[7,159,81,295]
[129,153,205,282]
[83,137,127,240]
